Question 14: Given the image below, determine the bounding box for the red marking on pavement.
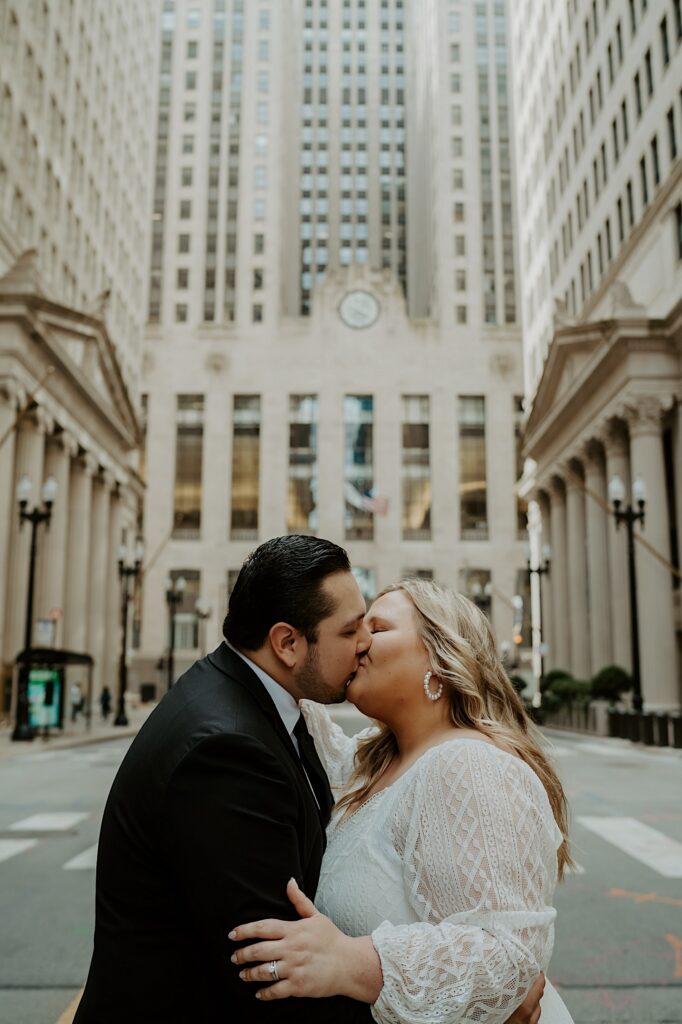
[608,887,682,909]
[665,934,682,979]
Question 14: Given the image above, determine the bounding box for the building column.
[88,470,114,699]
[548,476,570,672]
[674,399,682,587]
[35,432,77,646]
[536,489,554,674]
[601,419,632,672]
[0,384,19,669]
[625,400,679,709]
[104,486,125,709]
[565,460,591,679]
[63,453,97,652]
[582,440,612,673]
[2,410,47,666]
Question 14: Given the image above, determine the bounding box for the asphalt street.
[0,712,680,1024]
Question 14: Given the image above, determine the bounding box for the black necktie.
[293,714,334,829]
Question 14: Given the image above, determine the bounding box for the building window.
[180,200,191,219]
[187,40,198,59]
[177,267,189,289]
[175,303,188,322]
[230,396,261,540]
[513,397,527,539]
[352,567,377,604]
[456,305,467,323]
[254,232,265,255]
[169,569,200,649]
[173,395,204,538]
[661,15,670,66]
[640,155,648,206]
[459,568,492,619]
[178,234,190,254]
[288,395,318,534]
[651,134,660,187]
[181,166,192,187]
[459,396,488,540]
[401,396,431,541]
[668,107,678,160]
[676,202,682,260]
[344,396,374,541]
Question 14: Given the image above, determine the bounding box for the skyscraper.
[137,0,529,691]
[510,0,682,707]
[0,0,157,715]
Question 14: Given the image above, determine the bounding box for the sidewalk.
[0,702,154,759]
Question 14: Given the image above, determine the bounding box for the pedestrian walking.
[70,681,83,723]
[99,686,112,721]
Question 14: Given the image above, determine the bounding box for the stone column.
[674,400,682,588]
[104,486,125,709]
[2,410,47,666]
[63,453,97,652]
[536,489,554,673]
[601,419,632,672]
[0,384,19,667]
[88,470,113,699]
[548,476,571,672]
[582,440,612,673]
[625,400,679,709]
[565,460,591,679]
[35,431,77,646]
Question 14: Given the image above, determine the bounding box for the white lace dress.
[301,702,574,1024]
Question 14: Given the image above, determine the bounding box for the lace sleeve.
[370,741,559,1024]
[299,700,378,796]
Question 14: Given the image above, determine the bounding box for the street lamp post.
[608,474,646,713]
[116,539,145,726]
[165,575,186,692]
[527,543,551,681]
[12,474,58,742]
[195,598,213,657]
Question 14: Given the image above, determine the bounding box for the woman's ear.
[268,622,302,669]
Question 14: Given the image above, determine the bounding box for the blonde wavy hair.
[337,578,573,880]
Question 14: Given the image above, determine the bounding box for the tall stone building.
[136,0,530,691]
[511,0,682,707]
[0,0,157,719]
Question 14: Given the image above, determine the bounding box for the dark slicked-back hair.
[223,535,351,651]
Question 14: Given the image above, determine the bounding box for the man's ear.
[268,622,304,669]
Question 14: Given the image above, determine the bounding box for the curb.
[0,720,148,760]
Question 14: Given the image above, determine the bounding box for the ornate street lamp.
[195,598,213,657]
[165,575,186,692]
[526,543,551,680]
[116,538,145,726]
[12,474,58,741]
[608,474,646,712]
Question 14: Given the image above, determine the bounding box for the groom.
[75,535,543,1023]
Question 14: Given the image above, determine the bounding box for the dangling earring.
[423,670,444,702]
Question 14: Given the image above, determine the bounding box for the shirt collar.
[225,642,300,738]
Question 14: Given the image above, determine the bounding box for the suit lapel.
[206,642,318,795]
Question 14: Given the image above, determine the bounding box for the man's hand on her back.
[506,975,545,1024]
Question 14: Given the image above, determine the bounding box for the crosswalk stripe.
[0,838,38,864]
[577,816,682,877]
[9,812,88,832]
[571,741,640,758]
[63,844,98,870]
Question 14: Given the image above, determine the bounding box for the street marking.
[608,888,682,909]
[578,816,682,877]
[665,935,682,979]
[0,838,38,864]
[9,812,88,832]
[63,844,98,870]
[571,741,640,759]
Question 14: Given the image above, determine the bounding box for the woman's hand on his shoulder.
[229,878,383,1003]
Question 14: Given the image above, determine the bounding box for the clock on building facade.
[338,289,381,329]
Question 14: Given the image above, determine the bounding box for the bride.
[230,579,575,1023]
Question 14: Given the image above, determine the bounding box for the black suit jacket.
[74,643,373,1023]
